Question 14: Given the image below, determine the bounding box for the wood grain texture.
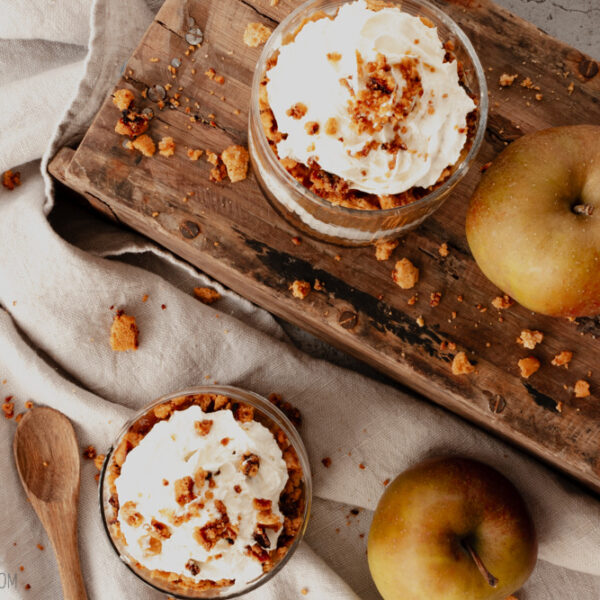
[49,0,600,492]
[14,408,88,600]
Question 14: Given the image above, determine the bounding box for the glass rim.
[98,384,313,600]
[249,0,489,219]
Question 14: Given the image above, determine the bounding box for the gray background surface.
[279,0,599,379]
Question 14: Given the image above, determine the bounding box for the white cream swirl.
[114,406,288,590]
[266,0,476,196]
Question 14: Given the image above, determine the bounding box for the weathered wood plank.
[49,0,600,492]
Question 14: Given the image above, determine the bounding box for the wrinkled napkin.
[1,1,599,599]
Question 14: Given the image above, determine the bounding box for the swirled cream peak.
[266,0,476,196]
[114,406,288,590]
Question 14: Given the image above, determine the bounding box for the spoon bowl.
[14,407,88,600]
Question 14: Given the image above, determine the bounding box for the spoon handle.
[41,503,88,600]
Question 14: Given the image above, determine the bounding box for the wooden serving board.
[48,0,600,492]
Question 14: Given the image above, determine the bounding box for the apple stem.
[461,540,499,588]
[573,204,594,216]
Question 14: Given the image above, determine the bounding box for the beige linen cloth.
[1,1,600,598]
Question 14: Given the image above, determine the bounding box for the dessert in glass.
[249,0,488,245]
[99,386,311,599]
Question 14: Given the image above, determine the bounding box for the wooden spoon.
[14,407,88,600]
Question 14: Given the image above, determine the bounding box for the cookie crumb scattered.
[574,380,590,398]
[518,357,540,379]
[110,311,139,351]
[290,280,311,300]
[567,82,575,95]
[415,315,425,327]
[301,588,308,596]
[451,352,475,375]
[491,295,513,310]
[375,239,399,261]
[193,287,221,305]
[187,148,203,161]
[430,292,442,307]
[499,73,518,87]
[551,351,572,368]
[243,22,273,47]
[112,89,135,111]
[438,242,449,257]
[158,136,175,157]
[392,258,419,289]
[221,145,249,183]
[321,457,331,468]
[517,329,543,350]
[2,170,21,190]
[83,445,97,460]
[132,134,156,157]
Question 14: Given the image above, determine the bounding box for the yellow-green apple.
[367,457,537,600]
[466,125,600,317]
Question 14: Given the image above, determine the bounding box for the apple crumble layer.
[104,393,305,594]
[260,0,477,210]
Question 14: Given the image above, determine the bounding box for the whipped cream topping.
[114,405,288,590]
[266,0,476,196]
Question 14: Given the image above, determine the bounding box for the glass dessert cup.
[249,0,488,246]
[99,385,312,599]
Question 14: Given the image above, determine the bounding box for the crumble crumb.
[187,148,204,161]
[492,295,513,310]
[517,329,543,350]
[193,287,221,305]
[110,311,139,351]
[301,588,308,595]
[195,419,214,436]
[535,93,543,101]
[132,134,156,157]
[327,52,342,62]
[94,454,105,471]
[518,357,540,378]
[520,77,534,89]
[290,280,311,300]
[451,352,475,375]
[112,89,135,111]
[430,292,442,307]
[271,0,279,5]
[375,239,398,261]
[438,242,449,257]
[392,258,419,289]
[243,22,273,47]
[291,236,302,246]
[158,136,175,157]
[221,145,249,183]
[286,103,308,119]
[83,445,97,459]
[574,380,590,398]
[305,121,320,135]
[499,73,518,87]
[567,82,575,95]
[415,316,425,327]
[2,399,15,419]
[2,170,21,190]
[407,295,418,305]
[321,457,332,468]
[324,117,339,135]
[206,150,219,165]
[551,351,572,368]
